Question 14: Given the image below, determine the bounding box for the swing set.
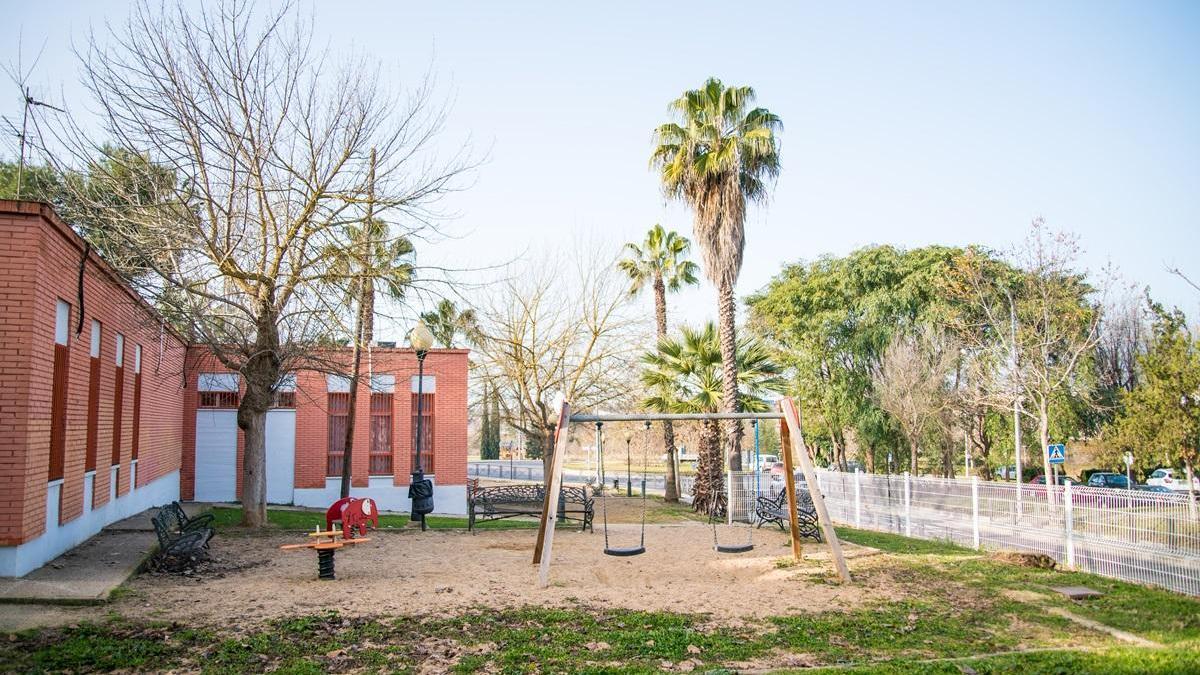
[531,397,851,588]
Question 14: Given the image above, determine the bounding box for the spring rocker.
[280,497,377,580]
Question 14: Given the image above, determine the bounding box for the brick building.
[181,349,469,513]
[0,201,469,577]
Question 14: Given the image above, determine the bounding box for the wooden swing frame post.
[533,398,571,586]
[780,397,852,582]
[533,398,851,587]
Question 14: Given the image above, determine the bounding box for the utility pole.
[1009,292,1023,517]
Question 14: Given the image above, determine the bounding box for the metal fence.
[813,469,1200,596]
[468,461,1200,596]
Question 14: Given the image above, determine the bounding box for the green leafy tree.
[748,245,967,472]
[641,323,784,516]
[651,78,782,471]
[489,387,503,459]
[480,383,494,459]
[421,299,480,348]
[945,222,1101,503]
[0,161,65,204]
[618,224,699,501]
[322,214,415,498]
[1108,303,1200,516]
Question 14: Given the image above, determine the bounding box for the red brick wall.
[0,201,187,546]
[181,348,470,498]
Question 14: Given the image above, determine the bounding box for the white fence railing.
[468,462,1200,596]
[813,469,1200,596]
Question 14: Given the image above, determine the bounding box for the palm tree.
[323,216,414,498]
[651,77,782,471]
[641,323,784,516]
[420,299,480,348]
[618,224,699,502]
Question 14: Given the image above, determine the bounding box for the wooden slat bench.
[755,486,822,541]
[467,480,594,533]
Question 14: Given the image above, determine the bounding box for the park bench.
[151,509,211,560]
[164,502,215,545]
[755,486,821,541]
[468,481,594,533]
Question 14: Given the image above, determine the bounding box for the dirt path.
[108,523,891,625]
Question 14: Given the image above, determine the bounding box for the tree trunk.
[239,408,268,526]
[910,438,920,476]
[1184,455,1197,522]
[692,418,725,516]
[1038,403,1054,507]
[237,325,281,528]
[717,277,743,471]
[653,274,679,502]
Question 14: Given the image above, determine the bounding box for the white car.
[757,455,779,471]
[1146,468,1200,492]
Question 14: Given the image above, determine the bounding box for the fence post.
[1064,480,1076,569]
[726,471,734,525]
[903,471,912,537]
[971,475,980,550]
[854,468,862,527]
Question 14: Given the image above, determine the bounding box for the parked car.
[756,455,779,472]
[1086,472,1133,489]
[1027,474,1076,486]
[1146,468,1200,492]
[1135,485,1174,494]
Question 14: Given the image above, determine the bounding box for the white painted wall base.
[0,470,180,578]
[292,477,467,516]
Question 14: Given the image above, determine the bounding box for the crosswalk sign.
[1047,444,1066,465]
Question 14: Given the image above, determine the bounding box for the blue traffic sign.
[1047,444,1066,465]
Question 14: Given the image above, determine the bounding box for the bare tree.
[45,1,470,525]
[948,220,1103,502]
[873,327,958,475]
[473,244,643,481]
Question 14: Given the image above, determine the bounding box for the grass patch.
[6,521,1198,673]
[4,597,1199,673]
[814,646,1200,674]
[835,527,976,556]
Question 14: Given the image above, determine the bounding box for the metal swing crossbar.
[533,398,852,589]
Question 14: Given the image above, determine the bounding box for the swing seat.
[715,544,754,554]
[603,545,646,557]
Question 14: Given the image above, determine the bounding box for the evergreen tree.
[480,383,492,459]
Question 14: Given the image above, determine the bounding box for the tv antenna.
[7,87,65,199]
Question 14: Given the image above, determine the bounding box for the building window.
[327,392,350,477]
[131,345,142,462]
[411,391,435,475]
[369,375,395,475]
[49,300,71,482]
[272,373,297,408]
[85,320,101,472]
[111,333,125,468]
[198,373,240,408]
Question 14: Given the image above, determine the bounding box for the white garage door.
[266,410,296,504]
[195,410,238,502]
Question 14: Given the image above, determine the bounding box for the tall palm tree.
[651,77,782,471]
[619,224,699,502]
[421,299,480,349]
[323,216,414,498]
[641,323,784,516]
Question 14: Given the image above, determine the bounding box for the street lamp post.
[408,321,436,530]
[625,436,632,497]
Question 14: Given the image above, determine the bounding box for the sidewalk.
[0,503,207,605]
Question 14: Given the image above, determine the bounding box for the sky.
[3,1,1199,339]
